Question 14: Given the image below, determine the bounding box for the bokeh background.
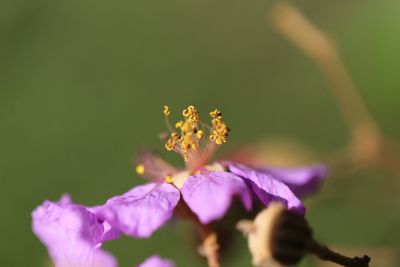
[1,0,399,266]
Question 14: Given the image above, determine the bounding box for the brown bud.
[237,202,370,267]
[237,202,310,267]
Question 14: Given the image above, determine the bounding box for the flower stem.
[310,240,370,267]
[174,200,221,267]
[200,231,220,267]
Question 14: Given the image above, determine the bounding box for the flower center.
[163,105,231,168]
[171,162,226,189]
[134,106,231,185]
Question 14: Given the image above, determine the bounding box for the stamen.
[165,138,176,151]
[196,130,204,139]
[136,164,145,175]
[208,112,230,146]
[135,149,178,182]
[163,105,231,166]
[164,175,174,184]
[175,120,184,129]
[163,105,174,133]
[209,109,222,119]
[163,105,171,116]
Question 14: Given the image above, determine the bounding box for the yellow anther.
[163,105,171,116]
[212,118,222,126]
[171,132,180,140]
[196,130,204,139]
[209,109,222,118]
[182,108,190,117]
[164,175,174,184]
[182,105,198,121]
[209,128,228,145]
[175,120,184,129]
[209,134,216,141]
[215,138,224,145]
[188,113,199,123]
[163,105,229,161]
[165,139,176,151]
[180,139,191,152]
[136,164,145,175]
[181,122,192,133]
[216,124,228,135]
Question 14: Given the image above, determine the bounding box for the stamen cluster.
[163,105,230,162]
[209,109,230,145]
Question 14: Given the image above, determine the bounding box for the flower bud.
[237,202,311,267]
[237,202,370,267]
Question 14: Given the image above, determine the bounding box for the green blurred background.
[1,0,399,266]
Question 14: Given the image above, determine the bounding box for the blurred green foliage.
[0,0,399,266]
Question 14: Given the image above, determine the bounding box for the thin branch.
[270,2,381,147]
[270,2,400,175]
[310,240,370,267]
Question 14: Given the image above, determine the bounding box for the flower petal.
[228,163,305,215]
[32,199,117,267]
[100,220,122,242]
[89,205,122,242]
[258,164,328,196]
[181,171,252,224]
[137,255,175,267]
[101,183,180,238]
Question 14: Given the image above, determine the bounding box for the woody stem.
[310,240,370,267]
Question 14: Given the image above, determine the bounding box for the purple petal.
[181,171,252,224]
[228,163,305,215]
[101,183,180,238]
[137,255,175,267]
[100,220,122,242]
[32,198,117,267]
[89,205,122,242]
[258,164,328,196]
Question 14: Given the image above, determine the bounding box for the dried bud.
[237,202,370,267]
[237,202,311,267]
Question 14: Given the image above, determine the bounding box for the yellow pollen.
[171,132,180,140]
[165,139,176,151]
[163,105,171,116]
[181,122,192,132]
[175,120,184,128]
[136,164,145,175]
[164,175,174,184]
[182,107,190,117]
[163,105,231,161]
[212,118,222,126]
[209,109,222,118]
[196,130,204,139]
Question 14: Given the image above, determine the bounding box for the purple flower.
[97,106,328,238]
[32,105,328,266]
[32,195,118,267]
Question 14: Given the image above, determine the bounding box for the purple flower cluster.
[32,106,328,267]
